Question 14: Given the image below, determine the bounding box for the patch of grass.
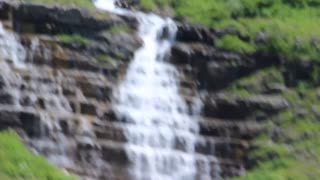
[0,130,76,180]
[227,67,284,95]
[107,25,133,34]
[140,0,174,11]
[96,55,119,66]
[140,0,157,11]
[216,35,256,54]
[57,34,91,45]
[96,55,114,62]
[233,157,320,180]
[24,0,96,9]
[233,109,320,179]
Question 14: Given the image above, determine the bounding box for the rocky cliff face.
[0,1,291,180]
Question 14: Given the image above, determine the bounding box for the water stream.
[95,1,214,179]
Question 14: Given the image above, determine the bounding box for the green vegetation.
[138,0,320,61]
[233,157,320,180]
[216,35,256,54]
[107,25,134,34]
[234,99,320,179]
[0,130,75,180]
[24,0,95,9]
[236,131,320,180]
[57,34,91,45]
[96,55,114,62]
[227,67,284,96]
[96,55,119,66]
[227,65,320,179]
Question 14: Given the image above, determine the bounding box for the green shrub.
[0,130,76,180]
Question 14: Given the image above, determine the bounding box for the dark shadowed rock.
[171,43,217,64]
[0,110,21,128]
[0,93,14,105]
[0,1,12,20]
[203,94,289,119]
[20,112,42,137]
[0,76,5,90]
[12,3,130,34]
[116,0,140,9]
[176,23,217,45]
[171,43,192,64]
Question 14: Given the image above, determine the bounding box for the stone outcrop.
[176,23,219,45]
[1,1,138,35]
[170,23,282,90]
[203,94,289,119]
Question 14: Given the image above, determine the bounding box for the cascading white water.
[0,23,26,69]
[95,1,214,180]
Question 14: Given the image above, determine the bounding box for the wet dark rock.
[101,145,129,165]
[0,0,12,20]
[0,93,14,105]
[20,112,42,137]
[0,110,21,128]
[20,96,35,107]
[59,120,70,135]
[171,43,192,64]
[0,76,4,90]
[80,103,97,116]
[116,0,140,9]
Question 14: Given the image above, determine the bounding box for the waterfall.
[95,1,215,179]
[0,23,26,69]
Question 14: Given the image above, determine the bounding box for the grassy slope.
[139,0,320,179]
[0,131,75,180]
[140,0,320,60]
